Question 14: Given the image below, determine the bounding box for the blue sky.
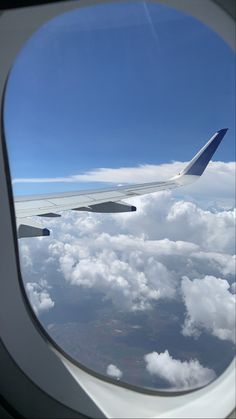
[4,1,235,195]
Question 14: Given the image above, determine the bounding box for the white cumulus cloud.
[144,350,216,389]
[106,364,123,380]
[19,191,235,316]
[26,282,55,315]
[57,235,176,311]
[118,193,235,254]
[13,161,235,206]
[181,275,236,343]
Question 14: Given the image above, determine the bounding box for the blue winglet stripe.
[184,128,228,176]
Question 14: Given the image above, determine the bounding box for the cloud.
[13,162,181,184]
[144,350,216,389]
[25,282,55,315]
[13,161,235,203]
[19,190,235,315]
[117,193,235,254]
[13,161,235,185]
[106,364,123,380]
[57,234,177,311]
[181,276,236,343]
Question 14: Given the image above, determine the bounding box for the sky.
[3,0,235,196]
[3,1,235,392]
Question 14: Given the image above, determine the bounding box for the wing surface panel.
[15,180,175,219]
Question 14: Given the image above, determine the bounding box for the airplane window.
[3,1,235,392]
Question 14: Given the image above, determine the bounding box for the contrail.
[143,1,161,51]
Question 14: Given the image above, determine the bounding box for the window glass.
[4,1,235,391]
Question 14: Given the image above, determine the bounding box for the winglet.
[179,128,228,177]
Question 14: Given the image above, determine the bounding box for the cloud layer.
[13,161,235,205]
[181,275,236,343]
[144,350,216,389]
[13,161,235,186]
[19,184,235,347]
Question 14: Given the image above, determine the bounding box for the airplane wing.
[15,128,228,238]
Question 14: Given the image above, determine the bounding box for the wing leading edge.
[15,129,227,238]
